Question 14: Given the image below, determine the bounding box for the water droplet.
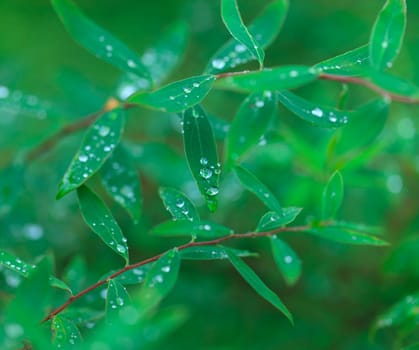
[116,244,126,254]
[161,266,171,273]
[106,44,113,51]
[329,114,337,123]
[255,100,265,108]
[104,146,111,152]
[200,168,213,180]
[116,297,124,306]
[0,86,10,99]
[127,59,137,68]
[193,82,200,88]
[212,59,225,70]
[79,154,88,162]
[289,70,299,77]
[235,44,246,53]
[203,224,211,231]
[200,157,208,166]
[284,256,293,264]
[99,125,110,137]
[381,41,388,49]
[311,108,324,117]
[175,200,185,208]
[153,275,163,283]
[23,224,44,240]
[206,187,219,196]
[183,87,192,94]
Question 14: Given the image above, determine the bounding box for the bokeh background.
[1,0,418,349]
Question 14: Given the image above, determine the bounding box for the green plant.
[1,0,418,349]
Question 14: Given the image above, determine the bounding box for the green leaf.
[221,0,265,67]
[141,21,189,86]
[128,75,215,113]
[0,164,24,216]
[225,248,293,323]
[372,292,419,332]
[115,264,152,285]
[183,106,221,212]
[234,165,282,213]
[159,187,200,222]
[151,220,233,239]
[57,109,125,199]
[306,226,389,246]
[100,145,142,223]
[322,171,344,220]
[115,21,189,99]
[52,0,151,82]
[368,70,419,99]
[77,185,129,263]
[270,236,302,286]
[106,279,130,318]
[51,316,82,348]
[215,66,319,92]
[313,44,370,77]
[256,208,302,232]
[0,249,34,277]
[180,245,257,260]
[277,91,352,128]
[48,276,72,294]
[226,91,276,165]
[335,98,389,153]
[369,0,406,70]
[206,0,288,74]
[137,249,180,316]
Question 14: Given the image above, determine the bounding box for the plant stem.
[41,223,313,323]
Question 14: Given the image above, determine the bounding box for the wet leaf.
[306,226,388,246]
[215,66,318,92]
[51,316,82,348]
[100,145,142,223]
[277,91,352,128]
[368,70,419,99]
[322,171,344,220]
[256,208,302,232]
[180,245,257,260]
[136,249,180,316]
[234,165,282,213]
[183,106,221,212]
[57,109,125,199]
[151,220,233,239]
[52,0,151,82]
[313,44,370,77]
[48,276,72,294]
[114,264,152,285]
[225,248,293,324]
[159,187,200,222]
[221,0,265,67]
[106,279,130,318]
[206,0,288,74]
[128,75,215,113]
[226,91,276,165]
[369,0,406,70]
[77,185,129,263]
[0,249,34,278]
[270,236,302,286]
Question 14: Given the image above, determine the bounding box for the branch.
[41,223,313,323]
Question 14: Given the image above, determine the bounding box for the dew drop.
[127,59,137,68]
[311,108,324,117]
[116,244,126,253]
[175,200,185,208]
[235,44,246,53]
[193,82,200,88]
[99,126,110,137]
[200,157,208,166]
[284,256,293,264]
[206,187,219,196]
[79,154,88,162]
[161,266,171,273]
[255,100,265,108]
[211,59,225,70]
[183,87,192,94]
[289,70,299,77]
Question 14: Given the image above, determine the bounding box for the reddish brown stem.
[41,223,312,323]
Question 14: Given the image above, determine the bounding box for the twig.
[41,223,312,323]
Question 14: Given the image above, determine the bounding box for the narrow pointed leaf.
[52,0,151,82]
[77,185,129,263]
[100,145,142,223]
[128,75,215,113]
[137,249,180,316]
[306,226,389,246]
[368,70,419,99]
[159,187,200,222]
[277,91,352,128]
[369,0,407,70]
[225,248,293,323]
[57,109,125,199]
[106,279,130,318]
[234,165,282,213]
[183,106,221,212]
[141,21,189,85]
[226,91,276,165]
[314,45,370,77]
[216,66,318,92]
[151,220,233,239]
[208,0,288,73]
[51,316,82,348]
[0,250,34,277]
[221,0,264,67]
[115,264,152,285]
[322,171,344,220]
[271,236,302,286]
[48,276,72,294]
[257,208,302,232]
[335,98,389,153]
[181,245,257,260]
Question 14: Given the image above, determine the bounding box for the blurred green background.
[1,0,418,349]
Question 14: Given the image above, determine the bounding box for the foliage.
[0,0,418,349]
